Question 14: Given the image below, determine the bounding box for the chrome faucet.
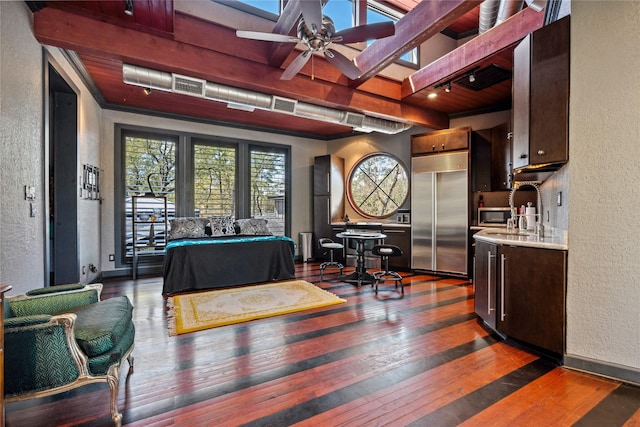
[508,181,544,237]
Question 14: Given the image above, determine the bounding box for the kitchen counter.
[473,227,568,250]
[331,222,411,229]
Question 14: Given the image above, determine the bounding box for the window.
[250,147,287,235]
[323,0,355,31]
[347,153,409,218]
[235,1,280,17]
[193,143,237,217]
[116,126,291,266]
[228,0,418,66]
[366,2,418,65]
[123,132,177,258]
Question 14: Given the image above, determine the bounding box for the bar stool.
[319,238,344,281]
[371,244,404,294]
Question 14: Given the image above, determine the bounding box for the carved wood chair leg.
[127,354,135,374]
[107,373,123,427]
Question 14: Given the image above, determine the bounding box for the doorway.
[48,64,79,285]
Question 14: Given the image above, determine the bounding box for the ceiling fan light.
[124,0,134,16]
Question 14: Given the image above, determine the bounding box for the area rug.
[166,280,345,335]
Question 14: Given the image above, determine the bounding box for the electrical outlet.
[109,254,115,262]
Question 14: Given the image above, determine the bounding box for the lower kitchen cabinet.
[381,226,411,270]
[474,241,567,356]
[474,241,498,330]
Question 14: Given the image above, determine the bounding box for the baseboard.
[564,354,640,386]
[102,265,163,279]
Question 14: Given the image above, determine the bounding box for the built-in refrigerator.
[411,151,468,276]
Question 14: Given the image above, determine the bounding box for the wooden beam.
[33,7,448,129]
[350,0,482,88]
[402,6,544,98]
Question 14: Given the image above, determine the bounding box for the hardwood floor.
[6,262,640,426]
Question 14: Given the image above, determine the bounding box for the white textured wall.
[100,110,326,273]
[567,1,640,371]
[0,2,45,294]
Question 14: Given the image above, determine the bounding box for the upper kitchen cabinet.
[411,127,470,156]
[490,123,513,191]
[512,16,570,171]
[314,154,344,197]
[471,124,512,192]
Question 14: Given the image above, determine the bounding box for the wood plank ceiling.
[28,0,545,139]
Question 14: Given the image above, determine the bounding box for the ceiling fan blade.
[236,30,300,43]
[332,21,396,44]
[324,49,361,80]
[281,50,312,80]
[300,0,323,34]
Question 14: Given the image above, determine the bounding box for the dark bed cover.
[162,235,296,295]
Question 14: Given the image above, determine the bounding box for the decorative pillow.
[235,218,272,235]
[168,217,209,240]
[209,215,236,236]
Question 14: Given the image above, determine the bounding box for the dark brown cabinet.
[381,226,411,270]
[513,16,570,171]
[313,155,345,260]
[471,124,512,192]
[498,245,566,355]
[411,127,470,156]
[474,241,497,329]
[474,242,567,355]
[471,131,492,192]
[490,123,512,191]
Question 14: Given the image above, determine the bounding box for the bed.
[162,217,296,295]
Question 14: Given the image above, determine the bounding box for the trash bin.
[299,232,313,262]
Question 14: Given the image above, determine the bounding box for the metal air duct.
[122,64,172,92]
[496,0,524,25]
[479,0,501,33]
[122,64,410,134]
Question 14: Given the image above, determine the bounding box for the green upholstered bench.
[4,283,135,427]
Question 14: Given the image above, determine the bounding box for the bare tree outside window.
[193,144,237,217]
[347,153,409,218]
[250,148,286,235]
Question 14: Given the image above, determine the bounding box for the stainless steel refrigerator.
[411,151,468,276]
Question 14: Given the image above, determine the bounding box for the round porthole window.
[347,153,409,218]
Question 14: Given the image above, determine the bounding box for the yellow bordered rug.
[166,280,346,336]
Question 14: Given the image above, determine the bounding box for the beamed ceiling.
[28,0,546,139]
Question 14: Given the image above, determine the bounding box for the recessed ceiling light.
[428,93,438,99]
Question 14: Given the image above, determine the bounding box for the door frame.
[43,53,80,286]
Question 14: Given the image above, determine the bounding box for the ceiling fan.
[236,1,395,80]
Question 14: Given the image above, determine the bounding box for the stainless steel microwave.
[478,207,512,227]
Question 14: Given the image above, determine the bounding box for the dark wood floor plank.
[148,315,484,425]
[292,340,538,426]
[5,262,639,427]
[573,382,640,427]
[458,366,621,426]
